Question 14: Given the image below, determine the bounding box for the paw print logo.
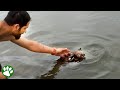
[2,65,14,78]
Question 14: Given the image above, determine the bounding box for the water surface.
[0,11,120,79]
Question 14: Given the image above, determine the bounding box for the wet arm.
[10,37,55,54]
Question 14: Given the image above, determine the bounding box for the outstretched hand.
[51,48,71,57]
[51,47,86,62]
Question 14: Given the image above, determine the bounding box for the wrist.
[51,47,57,55]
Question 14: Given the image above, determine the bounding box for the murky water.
[0,11,120,79]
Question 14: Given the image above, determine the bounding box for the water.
[0,11,120,79]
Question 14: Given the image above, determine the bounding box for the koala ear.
[78,48,81,50]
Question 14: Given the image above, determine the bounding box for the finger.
[62,53,68,57]
[60,54,65,58]
[67,52,72,56]
[65,52,71,56]
[63,48,70,52]
[62,53,69,57]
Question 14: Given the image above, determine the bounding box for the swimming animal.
[57,48,86,62]
[36,48,85,79]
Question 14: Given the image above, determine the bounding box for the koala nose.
[82,54,85,56]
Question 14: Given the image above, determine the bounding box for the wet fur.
[58,48,85,62]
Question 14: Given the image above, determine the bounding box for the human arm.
[10,37,70,56]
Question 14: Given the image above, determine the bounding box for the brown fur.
[58,49,85,62]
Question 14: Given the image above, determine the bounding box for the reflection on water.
[1,11,120,79]
[37,53,85,79]
[37,60,66,79]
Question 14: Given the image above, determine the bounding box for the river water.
[0,11,120,79]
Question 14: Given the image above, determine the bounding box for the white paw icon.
[2,65,14,78]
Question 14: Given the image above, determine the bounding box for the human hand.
[51,47,71,57]
[57,48,86,62]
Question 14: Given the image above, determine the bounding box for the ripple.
[50,41,80,49]
[85,34,112,41]
[81,43,106,64]
[25,31,52,39]
[89,70,110,79]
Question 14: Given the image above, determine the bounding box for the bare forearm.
[11,38,55,55]
[29,41,54,54]
[11,37,60,55]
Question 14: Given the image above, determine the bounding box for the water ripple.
[85,34,112,41]
[81,43,106,64]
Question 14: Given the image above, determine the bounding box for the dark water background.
[0,11,120,79]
